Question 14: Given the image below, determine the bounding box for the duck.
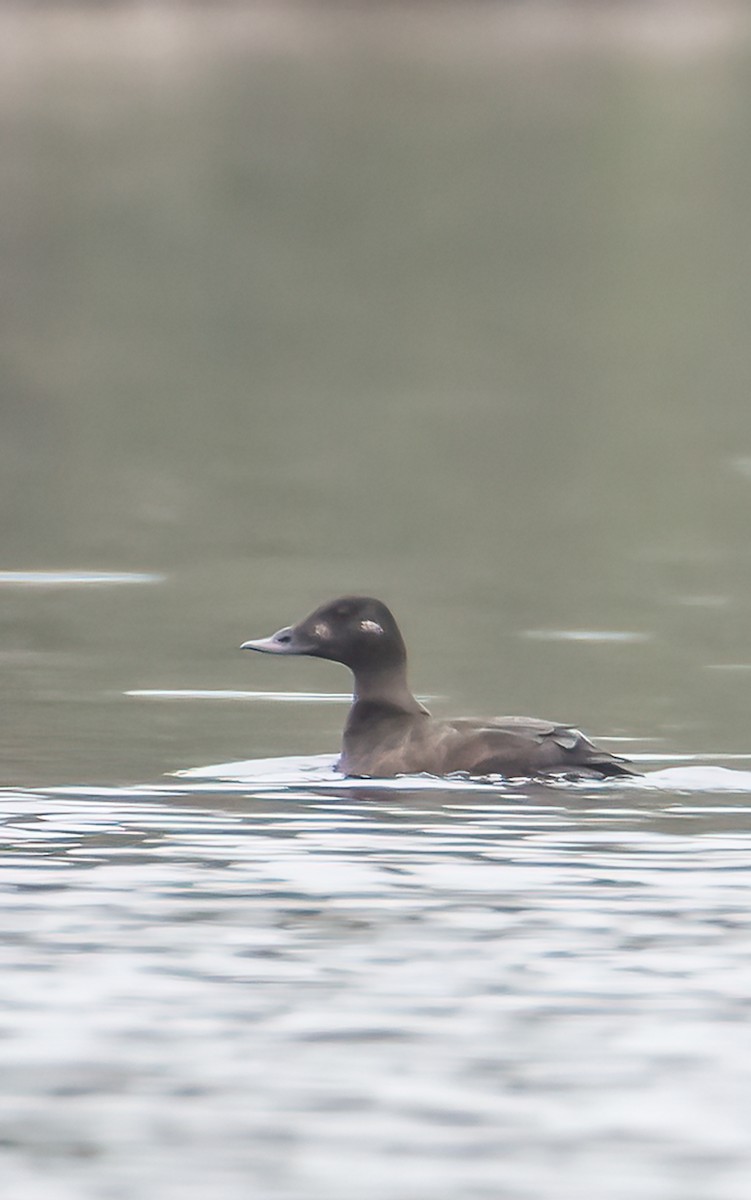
[241,595,637,779]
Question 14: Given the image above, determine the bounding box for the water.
[3,5,751,1198]
[4,765,751,1200]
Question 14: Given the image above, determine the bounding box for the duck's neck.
[348,662,427,718]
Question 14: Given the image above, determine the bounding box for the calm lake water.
[3,6,751,1199]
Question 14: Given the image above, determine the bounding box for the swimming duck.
[241,595,636,779]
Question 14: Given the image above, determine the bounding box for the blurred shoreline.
[0,0,748,72]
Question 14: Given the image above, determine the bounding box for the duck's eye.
[359,619,384,635]
[334,606,351,619]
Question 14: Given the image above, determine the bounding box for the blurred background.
[4,0,751,783]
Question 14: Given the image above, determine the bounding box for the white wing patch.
[360,619,384,635]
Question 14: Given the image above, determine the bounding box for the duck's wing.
[444,716,637,778]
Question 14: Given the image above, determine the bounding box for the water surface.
[3,763,751,1200]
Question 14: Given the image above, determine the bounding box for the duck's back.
[340,707,635,779]
[439,716,635,778]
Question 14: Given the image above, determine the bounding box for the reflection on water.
[127,689,355,702]
[522,629,651,643]
[0,571,164,586]
[2,770,751,1200]
[4,4,751,1198]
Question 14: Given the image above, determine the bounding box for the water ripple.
[0,570,164,586]
[1,769,751,1200]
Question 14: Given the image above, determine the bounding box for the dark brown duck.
[241,596,637,780]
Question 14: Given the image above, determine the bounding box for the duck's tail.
[586,753,640,778]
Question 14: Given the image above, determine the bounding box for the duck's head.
[241,595,406,672]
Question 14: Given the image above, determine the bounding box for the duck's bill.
[241,625,304,655]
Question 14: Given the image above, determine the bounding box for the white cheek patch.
[360,619,384,635]
[313,622,331,639]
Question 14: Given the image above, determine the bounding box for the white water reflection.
[177,752,751,795]
[127,690,439,703]
[127,689,354,702]
[522,629,651,643]
[0,571,164,586]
